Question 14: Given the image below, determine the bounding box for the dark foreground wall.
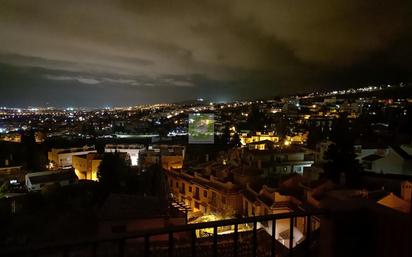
[320,198,412,257]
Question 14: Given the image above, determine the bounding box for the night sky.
[0,0,411,107]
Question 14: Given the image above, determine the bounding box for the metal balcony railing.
[0,210,323,257]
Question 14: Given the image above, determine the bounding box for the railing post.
[234,223,239,257]
[253,221,257,257]
[191,229,196,257]
[118,239,125,257]
[213,226,218,257]
[92,242,97,257]
[169,232,174,257]
[144,235,150,257]
[271,219,276,257]
[289,217,294,257]
[0,212,325,257]
[63,248,69,257]
[306,215,312,252]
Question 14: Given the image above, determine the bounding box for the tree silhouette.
[222,126,231,145]
[97,152,138,193]
[324,113,360,186]
[307,125,323,149]
[21,130,47,172]
[143,164,169,199]
[246,105,265,131]
[231,133,241,147]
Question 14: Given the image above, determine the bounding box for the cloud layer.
[0,0,411,106]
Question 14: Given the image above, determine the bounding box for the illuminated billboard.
[188,113,214,144]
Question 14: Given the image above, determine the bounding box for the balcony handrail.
[0,209,324,256]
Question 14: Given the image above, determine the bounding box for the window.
[194,187,200,199]
[176,182,179,188]
[222,196,226,204]
[204,190,208,197]
[189,186,192,192]
[195,202,199,209]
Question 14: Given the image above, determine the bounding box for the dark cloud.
[0,0,411,106]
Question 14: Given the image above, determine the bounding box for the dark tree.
[21,130,47,172]
[231,133,242,147]
[81,123,96,138]
[307,125,323,149]
[97,152,138,193]
[324,114,360,186]
[143,164,169,199]
[246,105,265,131]
[275,117,289,137]
[221,126,231,145]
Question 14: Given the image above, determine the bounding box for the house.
[140,144,185,170]
[377,193,410,214]
[242,146,314,176]
[25,170,78,191]
[360,145,412,175]
[241,184,308,249]
[246,140,277,151]
[105,144,145,166]
[48,145,96,169]
[240,132,280,146]
[72,153,103,181]
[241,184,301,217]
[167,168,242,219]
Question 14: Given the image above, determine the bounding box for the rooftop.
[27,170,77,185]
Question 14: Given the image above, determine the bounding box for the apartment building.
[105,144,145,166]
[167,169,242,218]
[242,146,314,176]
[72,153,103,181]
[240,131,280,146]
[48,145,96,169]
[140,144,185,170]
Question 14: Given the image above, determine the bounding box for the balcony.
[0,211,320,257]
